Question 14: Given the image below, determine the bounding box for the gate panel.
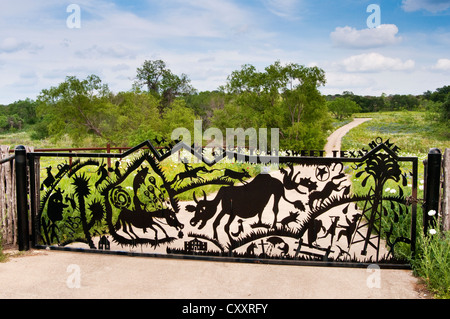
[29,138,417,268]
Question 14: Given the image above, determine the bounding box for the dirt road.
[324,118,372,156]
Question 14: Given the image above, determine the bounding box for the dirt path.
[324,118,372,156]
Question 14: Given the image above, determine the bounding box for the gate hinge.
[405,196,424,206]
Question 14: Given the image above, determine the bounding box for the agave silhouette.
[72,173,95,248]
[87,199,105,229]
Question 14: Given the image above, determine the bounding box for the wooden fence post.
[0,146,9,244]
[1,145,16,246]
[442,148,450,232]
[107,142,111,169]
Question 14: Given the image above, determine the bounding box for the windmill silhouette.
[349,148,403,261]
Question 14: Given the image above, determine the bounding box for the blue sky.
[0,0,449,104]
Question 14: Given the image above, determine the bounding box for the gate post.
[423,148,442,236]
[442,149,450,232]
[15,145,30,251]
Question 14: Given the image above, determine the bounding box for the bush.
[327,97,361,120]
[411,227,450,299]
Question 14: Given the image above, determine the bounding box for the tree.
[0,115,8,131]
[279,63,327,128]
[422,86,450,137]
[37,74,116,145]
[128,99,198,146]
[134,60,195,112]
[135,59,167,94]
[327,97,361,120]
[35,72,200,147]
[7,98,37,125]
[217,61,331,151]
[424,85,450,103]
[185,91,226,125]
[387,94,419,110]
[0,98,37,132]
[442,94,450,122]
[108,91,160,146]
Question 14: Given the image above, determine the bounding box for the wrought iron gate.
[28,137,418,268]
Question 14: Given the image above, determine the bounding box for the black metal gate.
[25,137,418,268]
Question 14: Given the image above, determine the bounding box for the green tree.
[0,115,8,131]
[327,97,361,120]
[218,61,331,151]
[422,86,450,138]
[36,75,116,145]
[184,90,225,125]
[128,98,198,146]
[441,94,450,122]
[134,60,195,113]
[424,85,450,103]
[387,94,419,110]
[342,92,386,112]
[159,99,197,139]
[8,99,37,124]
[0,98,37,132]
[108,91,161,146]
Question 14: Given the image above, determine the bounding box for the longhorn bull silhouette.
[186,174,305,242]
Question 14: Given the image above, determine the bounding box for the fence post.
[423,148,442,236]
[107,142,111,169]
[442,149,450,232]
[15,145,30,251]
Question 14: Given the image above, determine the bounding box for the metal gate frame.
[18,137,418,269]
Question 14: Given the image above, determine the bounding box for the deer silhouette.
[308,174,347,209]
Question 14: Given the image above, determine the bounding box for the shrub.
[411,227,450,299]
[327,97,361,120]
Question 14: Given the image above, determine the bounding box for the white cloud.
[133,0,254,39]
[0,37,42,53]
[432,58,450,71]
[402,0,450,13]
[14,71,39,87]
[262,0,301,18]
[330,24,402,49]
[75,44,136,60]
[338,53,415,72]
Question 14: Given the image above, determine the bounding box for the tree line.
[1,59,449,150]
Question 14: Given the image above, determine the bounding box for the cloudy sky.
[0,0,449,104]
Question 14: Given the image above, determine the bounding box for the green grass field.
[342,111,449,154]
